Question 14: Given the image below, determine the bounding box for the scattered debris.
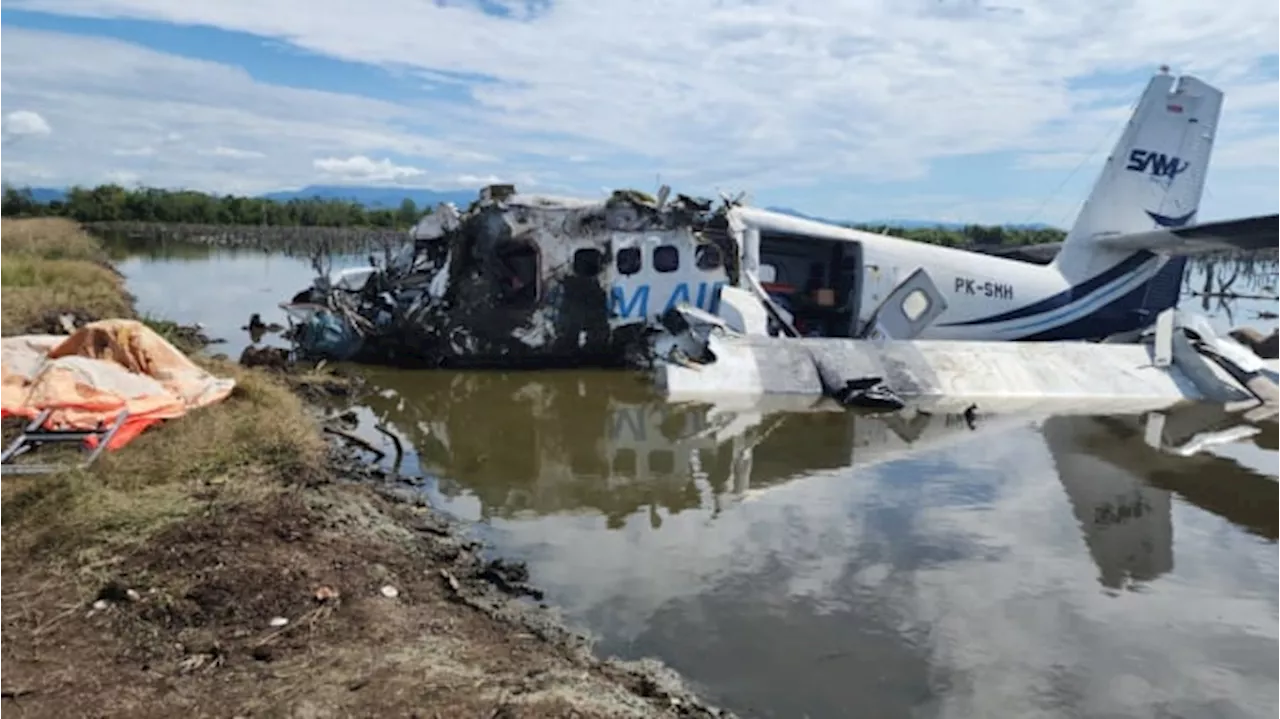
[440,569,462,598]
[379,584,400,599]
[268,616,289,628]
[323,425,386,462]
[239,345,292,371]
[145,318,222,350]
[479,559,544,601]
[27,308,100,336]
[829,376,906,411]
[373,422,405,470]
[94,581,140,605]
[1228,327,1279,359]
[178,651,223,674]
[314,586,340,603]
[242,312,284,334]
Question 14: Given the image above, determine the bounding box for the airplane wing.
[1094,213,1278,255]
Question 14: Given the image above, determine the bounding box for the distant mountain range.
[17,184,479,209]
[12,184,1057,229]
[25,187,69,203]
[259,185,479,209]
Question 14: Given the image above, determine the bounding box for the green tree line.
[2,183,1066,246]
[1,184,426,229]
[849,222,1064,247]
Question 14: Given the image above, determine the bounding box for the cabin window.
[573,247,604,277]
[616,247,641,275]
[695,244,723,271]
[653,245,679,273]
[649,450,675,474]
[902,289,930,321]
[494,240,539,307]
[612,448,637,475]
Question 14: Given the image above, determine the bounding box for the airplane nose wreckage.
[282,185,738,369]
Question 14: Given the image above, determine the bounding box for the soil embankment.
[0,218,729,718]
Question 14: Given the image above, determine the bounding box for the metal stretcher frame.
[0,409,131,476]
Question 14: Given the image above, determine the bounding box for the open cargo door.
[861,267,948,345]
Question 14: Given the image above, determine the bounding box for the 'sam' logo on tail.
[1125,149,1188,180]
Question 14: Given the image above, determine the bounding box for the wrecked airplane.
[282,184,739,369]
[283,68,1279,378]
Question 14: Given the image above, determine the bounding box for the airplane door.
[861,267,949,344]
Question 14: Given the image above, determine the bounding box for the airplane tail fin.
[1052,70,1223,282]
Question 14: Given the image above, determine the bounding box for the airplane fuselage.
[605,208,1181,344]
[853,231,1177,342]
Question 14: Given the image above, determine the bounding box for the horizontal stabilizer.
[1094,214,1278,255]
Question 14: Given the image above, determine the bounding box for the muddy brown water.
[117,247,1279,719]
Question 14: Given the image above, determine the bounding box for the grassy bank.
[0,219,726,718]
[1,217,325,562]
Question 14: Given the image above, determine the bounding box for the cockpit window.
[695,244,722,271]
[494,240,539,307]
[653,245,679,273]
[617,247,641,275]
[573,248,604,276]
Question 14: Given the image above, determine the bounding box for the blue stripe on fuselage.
[938,250,1156,328]
[1021,255,1188,340]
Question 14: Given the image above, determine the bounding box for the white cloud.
[112,146,156,157]
[15,0,1269,162]
[451,172,542,189]
[3,109,52,137]
[1211,133,1280,170]
[313,155,425,182]
[0,0,1275,218]
[104,169,140,185]
[0,28,517,194]
[453,173,508,188]
[198,146,266,160]
[1015,152,1097,171]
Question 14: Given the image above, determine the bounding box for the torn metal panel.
[282,187,737,369]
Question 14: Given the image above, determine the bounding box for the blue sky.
[1,0,1277,224]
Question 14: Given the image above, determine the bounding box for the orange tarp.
[1,319,236,451]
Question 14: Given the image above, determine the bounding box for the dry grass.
[1,218,326,566]
[1,218,134,335]
[1,217,108,262]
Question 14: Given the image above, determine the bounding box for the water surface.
[116,247,1280,719]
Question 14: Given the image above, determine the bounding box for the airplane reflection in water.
[349,371,1276,589]
[1043,411,1277,593]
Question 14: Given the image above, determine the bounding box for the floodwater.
[118,247,1280,719]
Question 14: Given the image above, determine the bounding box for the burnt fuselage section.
[283,188,737,369]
